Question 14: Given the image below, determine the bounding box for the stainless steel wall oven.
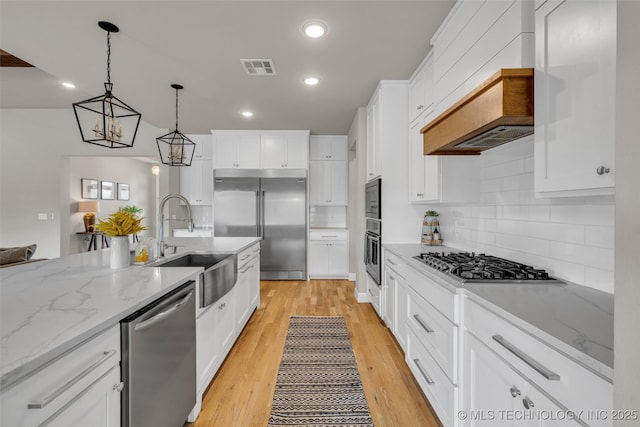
[364,218,382,285]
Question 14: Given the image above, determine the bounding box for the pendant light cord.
[106,31,111,84]
[175,87,179,131]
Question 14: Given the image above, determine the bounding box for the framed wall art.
[117,183,130,200]
[81,178,99,199]
[101,181,115,200]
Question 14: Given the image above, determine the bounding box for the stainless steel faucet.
[158,194,194,257]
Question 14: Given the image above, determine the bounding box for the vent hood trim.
[420,68,534,155]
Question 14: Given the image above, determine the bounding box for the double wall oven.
[364,178,382,285]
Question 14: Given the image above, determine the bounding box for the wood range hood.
[421,68,534,155]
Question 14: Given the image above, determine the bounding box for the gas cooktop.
[413,252,560,284]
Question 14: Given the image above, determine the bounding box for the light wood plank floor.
[187,279,441,427]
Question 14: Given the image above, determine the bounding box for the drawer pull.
[387,259,397,266]
[28,350,117,409]
[522,396,535,410]
[368,289,376,297]
[38,365,118,427]
[492,335,560,381]
[389,275,396,281]
[240,264,255,274]
[510,386,521,397]
[240,254,251,261]
[413,358,435,385]
[413,314,434,334]
[321,235,338,238]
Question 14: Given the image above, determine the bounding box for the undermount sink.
[151,253,238,308]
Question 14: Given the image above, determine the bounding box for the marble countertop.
[383,243,614,380]
[0,237,259,390]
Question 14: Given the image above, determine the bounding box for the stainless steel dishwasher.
[121,281,196,427]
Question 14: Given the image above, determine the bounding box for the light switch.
[38,213,48,220]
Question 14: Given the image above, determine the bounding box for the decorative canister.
[110,236,130,269]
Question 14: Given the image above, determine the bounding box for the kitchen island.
[0,236,259,426]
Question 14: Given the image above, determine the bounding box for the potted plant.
[96,208,148,269]
[424,210,439,222]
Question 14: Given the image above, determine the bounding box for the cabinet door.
[198,159,213,205]
[329,136,347,161]
[42,367,121,427]
[309,135,331,160]
[189,134,213,160]
[309,242,330,276]
[214,134,240,168]
[395,276,408,351]
[534,0,615,196]
[308,161,326,205]
[216,290,236,354]
[180,163,200,204]
[236,134,260,168]
[327,241,348,276]
[247,256,260,308]
[366,99,381,179]
[260,134,286,168]
[235,263,251,329]
[383,269,396,330]
[285,134,309,168]
[409,117,428,202]
[327,161,347,205]
[410,67,426,122]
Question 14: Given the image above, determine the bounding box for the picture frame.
[101,181,115,200]
[81,178,99,199]
[117,183,130,201]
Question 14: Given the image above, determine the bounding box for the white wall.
[348,107,367,293]
[67,157,156,254]
[0,109,169,259]
[614,0,640,419]
[414,137,615,293]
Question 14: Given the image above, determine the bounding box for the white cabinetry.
[235,243,260,329]
[464,297,612,427]
[309,161,347,206]
[309,135,347,161]
[1,326,121,427]
[409,114,480,203]
[180,159,213,205]
[190,134,213,160]
[409,53,434,123]
[534,0,616,196]
[260,133,309,169]
[309,230,348,278]
[366,92,382,180]
[213,133,260,169]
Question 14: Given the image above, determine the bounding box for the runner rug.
[268,316,374,427]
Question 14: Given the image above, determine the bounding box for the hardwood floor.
[187,279,441,427]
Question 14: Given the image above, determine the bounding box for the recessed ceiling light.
[303,21,327,38]
[304,77,320,86]
[241,111,254,118]
[61,81,76,89]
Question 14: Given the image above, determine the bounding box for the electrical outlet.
[38,213,48,220]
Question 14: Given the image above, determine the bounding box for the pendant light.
[156,84,196,166]
[72,21,141,148]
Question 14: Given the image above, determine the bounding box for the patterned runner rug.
[268,316,374,427]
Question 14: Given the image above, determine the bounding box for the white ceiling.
[0,1,454,135]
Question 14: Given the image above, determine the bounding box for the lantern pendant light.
[72,21,141,148]
[156,84,196,166]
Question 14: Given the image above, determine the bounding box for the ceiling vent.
[241,59,277,76]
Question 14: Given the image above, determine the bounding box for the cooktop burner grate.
[413,252,558,284]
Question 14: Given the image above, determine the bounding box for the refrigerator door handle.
[256,190,261,238]
[260,190,265,240]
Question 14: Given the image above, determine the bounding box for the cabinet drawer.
[1,326,121,427]
[403,264,459,323]
[464,297,613,422]
[309,230,348,241]
[407,328,457,427]
[408,288,458,384]
[237,243,260,269]
[384,252,404,270]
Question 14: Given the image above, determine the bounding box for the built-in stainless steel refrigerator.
[213,169,307,280]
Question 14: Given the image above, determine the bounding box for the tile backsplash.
[430,137,614,293]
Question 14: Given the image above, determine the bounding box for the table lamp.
[78,201,100,232]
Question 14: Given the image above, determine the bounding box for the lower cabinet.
[1,326,122,427]
[382,266,396,331]
[464,333,577,427]
[308,231,348,278]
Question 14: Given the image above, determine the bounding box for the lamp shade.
[78,201,100,213]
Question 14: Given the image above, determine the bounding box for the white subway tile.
[502,205,550,222]
[480,177,503,193]
[584,267,614,294]
[524,254,585,284]
[585,226,615,249]
[471,205,497,219]
[502,172,534,191]
[495,233,550,256]
[550,205,615,226]
[549,243,614,271]
[524,222,585,244]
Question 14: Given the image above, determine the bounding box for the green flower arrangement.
[424,210,439,218]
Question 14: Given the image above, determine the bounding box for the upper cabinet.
[534,0,616,196]
[409,53,434,123]
[366,92,382,180]
[189,134,213,160]
[260,132,309,169]
[309,135,347,161]
[211,130,309,170]
[213,133,260,169]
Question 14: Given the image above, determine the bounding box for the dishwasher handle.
[134,290,194,332]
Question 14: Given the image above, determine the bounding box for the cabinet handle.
[492,335,560,381]
[413,314,434,334]
[134,290,194,332]
[387,259,397,266]
[596,166,611,175]
[113,382,125,392]
[413,358,435,385]
[510,386,521,397]
[321,235,338,238]
[368,289,375,296]
[522,396,535,410]
[240,264,254,274]
[240,254,251,261]
[37,365,119,427]
[417,193,423,197]
[389,275,396,281]
[28,350,117,409]
[218,302,226,310]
